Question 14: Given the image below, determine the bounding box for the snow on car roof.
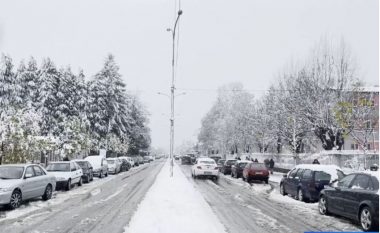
[358,170,379,179]
[197,158,215,162]
[295,164,343,180]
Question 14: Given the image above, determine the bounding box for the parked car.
[107,158,121,174]
[133,157,140,167]
[174,155,180,160]
[181,155,192,165]
[191,157,219,180]
[221,159,237,175]
[46,161,83,191]
[319,171,379,232]
[216,159,226,171]
[119,157,131,172]
[85,156,108,178]
[0,164,56,209]
[231,160,250,178]
[209,155,222,163]
[124,156,135,167]
[73,160,94,183]
[242,162,269,183]
[280,164,345,202]
[143,156,151,163]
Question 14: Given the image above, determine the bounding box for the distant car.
[209,155,222,163]
[46,161,83,191]
[231,161,250,178]
[319,171,379,232]
[143,156,150,163]
[280,164,345,202]
[119,157,130,172]
[73,160,94,183]
[221,159,237,175]
[216,159,226,171]
[0,164,56,209]
[242,162,269,184]
[174,155,180,160]
[107,158,121,174]
[191,158,219,180]
[124,157,135,167]
[85,156,108,178]
[181,155,192,165]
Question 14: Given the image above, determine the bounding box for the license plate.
[256,172,263,175]
[204,172,212,175]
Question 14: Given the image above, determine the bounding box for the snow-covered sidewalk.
[124,160,227,233]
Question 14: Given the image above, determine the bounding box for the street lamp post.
[167,10,183,177]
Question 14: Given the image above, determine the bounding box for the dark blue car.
[280,164,345,202]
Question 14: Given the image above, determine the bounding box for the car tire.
[280,183,287,196]
[360,206,375,232]
[297,188,304,202]
[242,176,246,181]
[9,189,22,209]
[99,171,103,178]
[265,179,269,184]
[105,172,108,177]
[78,178,83,186]
[66,179,71,191]
[42,184,53,201]
[318,195,329,215]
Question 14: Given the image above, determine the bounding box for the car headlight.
[0,187,11,193]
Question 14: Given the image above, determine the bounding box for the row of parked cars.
[0,155,140,209]
[186,155,379,231]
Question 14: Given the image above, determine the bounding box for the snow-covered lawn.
[124,161,227,233]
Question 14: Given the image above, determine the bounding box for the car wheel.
[9,190,22,209]
[318,195,329,215]
[42,184,53,201]
[297,188,304,202]
[265,179,269,184]
[360,206,374,232]
[66,179,71,191]
[242,176,246,181]
[78,178,83,186]
[99,171,103,178]
[280,183,287,196]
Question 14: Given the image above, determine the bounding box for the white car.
[107,158,121,174]
[0,164,56,209]
[120,156,135,167]
[85,156,108,178]
[191,158,219,180]
[46,161,83,191]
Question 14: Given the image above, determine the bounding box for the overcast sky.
[0,0,378,151]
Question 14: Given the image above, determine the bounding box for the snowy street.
[178,163,362,233]
[0,161,165,233]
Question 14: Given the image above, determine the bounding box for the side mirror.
[24,173,33,179]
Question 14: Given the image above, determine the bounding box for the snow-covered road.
[0,160,165,233]
[178,163,362,233]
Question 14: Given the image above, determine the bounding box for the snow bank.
[124,161,227,233]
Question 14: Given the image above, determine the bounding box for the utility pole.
[167,10,183,177]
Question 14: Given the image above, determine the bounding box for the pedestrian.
[312,159,320,164]
[264,158,269,168]
[254,158,258,163]
[269,158,275,174]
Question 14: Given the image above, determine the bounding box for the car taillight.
[197,166,202,169]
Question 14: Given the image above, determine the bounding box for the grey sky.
[0,0,378,151]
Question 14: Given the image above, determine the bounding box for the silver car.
[0,164,56,209]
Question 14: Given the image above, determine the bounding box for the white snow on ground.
[269,172,284,183]
[221,174,272,193]
[0,164,148,222]
[124,161,227,233]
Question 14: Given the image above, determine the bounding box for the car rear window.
[302,169,312,179]
[200,161,215,165]
[314,171,331,181]
[226,160,237,165]
[238,162,248,168]
[251,163,266,169]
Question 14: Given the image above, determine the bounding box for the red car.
[242,162,269,183]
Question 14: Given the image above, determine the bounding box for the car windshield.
[107,160,115,164]
[251,163,266,169]
[199,161,215,165]
[226,160,236,165]
[46,163,70,172]
[0,166,24,179]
